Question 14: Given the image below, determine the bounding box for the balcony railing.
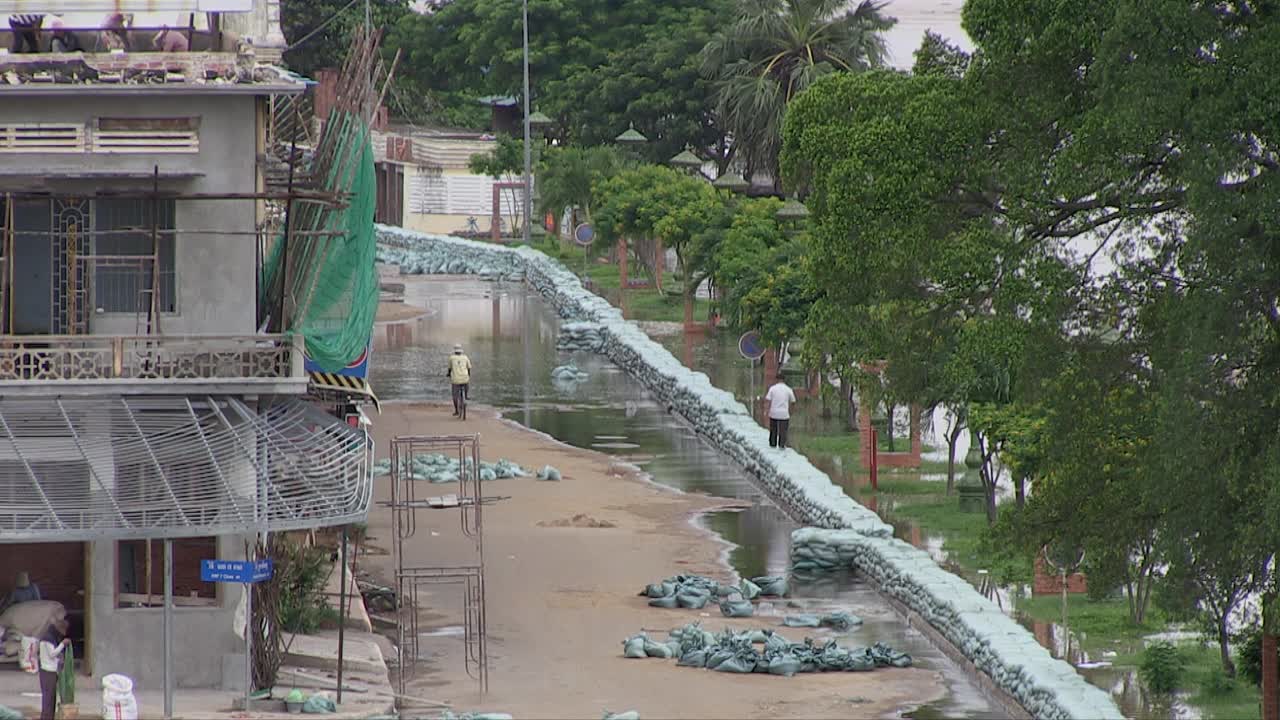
[0,334,303,382]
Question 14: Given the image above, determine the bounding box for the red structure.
[1032,556,1089,596]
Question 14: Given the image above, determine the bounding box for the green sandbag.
[643,638,674,658]
[751,575,788,597]
[714,653,758,673]
[603,712,640,720]
[719,599,754,617]
[302,694,337,713]
[676,649,707,667]
[820,612,862,631]
[622,634,647,658]
[768,654,802,677]
[648,594,679,609]
[0,707,21,720]
[705,648,734,669]
[641,582,668,598]
[738,578,761,600]
[764,632,791,654]
[782,614,820,627]
[537,465,562,481]
[676,590,710,609]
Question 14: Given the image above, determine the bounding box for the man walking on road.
[765,373,797,449]
[447,343,472,417]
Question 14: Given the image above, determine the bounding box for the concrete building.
[0,4,372,694]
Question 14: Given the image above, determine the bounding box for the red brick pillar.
[858,397,874,469]
[764,348,779,382]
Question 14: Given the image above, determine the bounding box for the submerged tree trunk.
[1015,474,1027,509]
[1220,612,1237,677]
[945,413,965,495]
[845,381,858,431]
[885,402,896,452]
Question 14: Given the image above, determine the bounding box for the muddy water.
[371,275,999,719]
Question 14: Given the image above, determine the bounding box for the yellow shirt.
[449,354,471,384]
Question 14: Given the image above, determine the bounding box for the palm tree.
[701,0,895,187]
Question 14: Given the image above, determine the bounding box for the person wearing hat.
[0,571,42,614]
[446,344,472,418]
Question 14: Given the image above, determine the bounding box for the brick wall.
[118,537,217,599]
[1032,555,1089,595]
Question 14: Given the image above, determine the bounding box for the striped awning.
[308,371,381,412]
[0,396,373,542]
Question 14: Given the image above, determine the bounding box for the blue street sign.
[738,331,766,361]
[573,223,595,247]
[201,559,274,584]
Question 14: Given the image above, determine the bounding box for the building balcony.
[0,333,307,396]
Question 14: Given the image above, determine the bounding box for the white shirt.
[764,382,796,420]
[38,638,66,672]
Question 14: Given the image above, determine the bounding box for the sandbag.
[0,601,66,637]
[18,635,37,674]
[676,649,707,667]
[705,648,734,670]
[719,599,754,618]
[768,654,802,677]
[782,615,820,628]
[714,653,757,673]
[751,576,788,597]
[622,634,647,659]
[102,673,139,720]
[738,578,761,600]
[676,590,710,609]
[647,595,679,609]
[821,611,862,631]
[302,693,337,713]
[763,632,791,654]
[0,706,20,720]
[643,639,673,659]
[537,465,562,481]
[603,712,640,720]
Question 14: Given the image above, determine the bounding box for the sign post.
[574,223,594,279]
[738,331,766,421]
[202,558,275,712]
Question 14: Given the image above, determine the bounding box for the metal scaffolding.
[0,186,346,337]
[389,433,489,703]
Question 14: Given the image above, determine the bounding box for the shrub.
[1202,667,1237,696]
[1139,641,1186,694]
[1235,625,1279,687]
[278,541,337,634]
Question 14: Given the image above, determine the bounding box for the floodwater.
[371,275,999,719]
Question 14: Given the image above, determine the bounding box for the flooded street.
[372,275,999,719]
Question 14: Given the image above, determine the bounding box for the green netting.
[260,111,379,372]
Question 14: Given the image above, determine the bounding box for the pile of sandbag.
[556,322,605,353]
[622,622,911,676]
[639,574,788,616]
[371,454,528,483]
[551,364,590,383]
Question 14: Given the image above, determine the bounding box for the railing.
[0,333,303,382]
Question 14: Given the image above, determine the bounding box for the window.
[93,198,177,313]
[116,537,218,608]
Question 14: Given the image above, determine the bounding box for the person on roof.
[153,25,188,52]
[47,16,82,53]
[0,571,42,614]
[447,344,472,417]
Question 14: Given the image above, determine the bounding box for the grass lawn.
[532,239,712,323]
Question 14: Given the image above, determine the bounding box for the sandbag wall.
[373,225,1124,720]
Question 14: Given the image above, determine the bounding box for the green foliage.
[1235,625,1279,688]
[702,0,895,182]
[1140,641,1187,695]
[282,0,410,77]
[279,541,337,634]
[911,30,970,78]
[468,135,524,179]
[535,145,632,221]
[385,0,730,160]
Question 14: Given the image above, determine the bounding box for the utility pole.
[521,0,532,245]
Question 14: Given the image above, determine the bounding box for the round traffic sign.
[738,331,766,361]
[573,223,595,247]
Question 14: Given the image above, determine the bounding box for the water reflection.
[372,275,1002,719]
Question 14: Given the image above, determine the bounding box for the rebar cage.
[389,433,488,701]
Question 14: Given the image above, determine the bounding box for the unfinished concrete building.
[0,0,377,694]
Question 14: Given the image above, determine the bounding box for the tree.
[468,135,524,236]
[535,145,633,229]
[385,0,730,160]
[593,165,724,296]
[701,0,895,185]
[281,0,410,78]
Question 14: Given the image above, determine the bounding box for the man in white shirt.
[37,618,70,720]
[764,373,797,449]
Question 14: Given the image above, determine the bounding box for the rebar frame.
[389,433,488,702]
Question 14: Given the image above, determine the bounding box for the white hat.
[15,572,29,588]
[453,344,463,353]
